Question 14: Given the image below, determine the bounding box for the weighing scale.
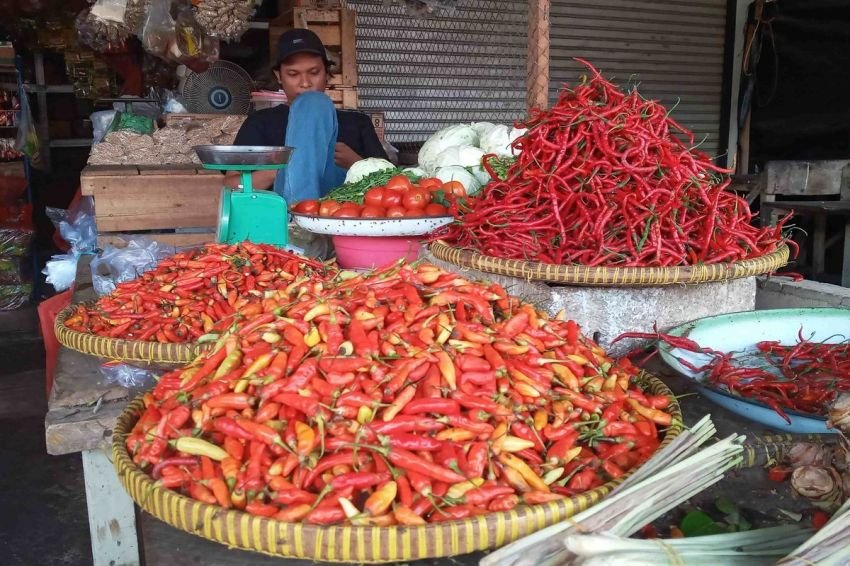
[193,145,293,246]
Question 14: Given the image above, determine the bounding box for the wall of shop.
[349,0,528,144]
[548,0,729,158]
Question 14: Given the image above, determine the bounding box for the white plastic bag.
[43,197,98,291]
[100,360,156,388]
[91,237,176,296]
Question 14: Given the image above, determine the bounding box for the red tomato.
[386,175,413,191]
[404,208,426,217]
[333,205,361,218]
[402,188,430,210]
[364,187,385,208]
[767,466,791,483]
[385,206,407,218]
[318,200,341,217]
[360,205,386,218]
[292,199,319,215]
[419,177,443,190]
[382,188,404,208]
[442,181,466,197]
[812,510,831,531]
[424,203,449,216]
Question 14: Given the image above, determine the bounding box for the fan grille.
[183,61,253,114]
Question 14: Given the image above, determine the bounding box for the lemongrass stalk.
[565,526,811,558]
[779,497,850,565]
[614,414,716,491]
[481,426,743,566]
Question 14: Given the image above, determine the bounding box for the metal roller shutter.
[550,0,728,157]
[348,0,529,143]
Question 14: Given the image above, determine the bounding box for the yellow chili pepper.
[174,437,228,461]
[356,405,373,424]
[294,421,316,456]
[495,435,536,453]
[241,352,273,379]
[498,453,550,492]
[436,427,477,442]
[303,303,330,322]
[304,326,321,348]
[435,351,457,390]
[533,409,548,431]
[213,349,243,380]
[364,481,397,516]
[552,364,580,391]
[446,478,485,499]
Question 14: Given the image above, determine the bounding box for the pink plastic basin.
[332,235,422,269]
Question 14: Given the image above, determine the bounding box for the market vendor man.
[226,29,387,203]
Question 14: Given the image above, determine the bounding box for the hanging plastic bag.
[142,0,176,58]
[90,0,129,23]
[90,237,177,296]
[13,89,43,170]
[169,3,219,73]
[43,197,97,292]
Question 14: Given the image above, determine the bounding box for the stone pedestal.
[425,253,756,356]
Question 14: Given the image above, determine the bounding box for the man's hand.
[334,142,361,169]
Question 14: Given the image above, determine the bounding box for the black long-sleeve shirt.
[233,105,388,161]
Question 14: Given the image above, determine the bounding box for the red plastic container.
[38,288,73,396]
[332,235,422,269]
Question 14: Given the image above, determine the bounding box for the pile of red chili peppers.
[435,60,792,267]
[127,261,673,525]
[625,329,850,423]
[63,242,334,343]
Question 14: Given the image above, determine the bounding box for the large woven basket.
[429,241,790,286]
[112,374,682,562]
[55,302,207,364]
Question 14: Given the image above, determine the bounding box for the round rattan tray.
[55,302,208,364]
[112,374,682,563]
[429,241,790,286]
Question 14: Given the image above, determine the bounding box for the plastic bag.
[99,360,156,388]
[91,109,117,143]
[0,282,30,310]
[44,254,78,292]
[170,3,219,73]
[46,196,97,254]
[90,0,128,23]
[108,109,155,136]
[142,0,176,57]
[13,87,43,170]
[43,196,97,292]
[91,237,176,296]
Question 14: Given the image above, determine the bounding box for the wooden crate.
[270,7,357,87]
[326,86,358,109]
[80,165,220,248]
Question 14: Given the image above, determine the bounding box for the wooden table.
[45,255,145,566]
[761,199,850,285]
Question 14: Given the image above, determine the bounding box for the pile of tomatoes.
[291,175,467,219]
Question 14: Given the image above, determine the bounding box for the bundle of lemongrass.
[481,416,810,566]
[562,525,811,566]
[778,496,850,565]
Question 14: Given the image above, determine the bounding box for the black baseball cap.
[275,29,329,67]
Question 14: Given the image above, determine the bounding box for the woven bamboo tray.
[112,374,682,562]
[429,241,790,286]
[55,302,208,364]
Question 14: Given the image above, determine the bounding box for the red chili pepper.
[387,448,466,484]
